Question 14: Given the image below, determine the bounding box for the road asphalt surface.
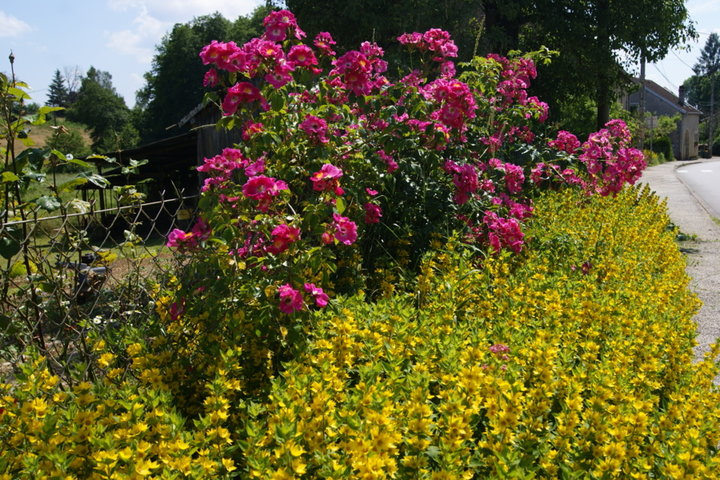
[641,158,720,371]
[675,160,720,220]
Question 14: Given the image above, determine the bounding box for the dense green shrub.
[44,125,92,165]
[651,136,674,161]
[642,149,666,166]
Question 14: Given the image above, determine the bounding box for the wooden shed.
[176,102,245,167]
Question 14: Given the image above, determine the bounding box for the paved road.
[641,159,720,372]
[676,160,720,219]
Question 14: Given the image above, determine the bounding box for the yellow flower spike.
[97,352,115,369]
[126,343,142,357]
[269,469,294,480]
[134,458,159,477]
[222,458,237,472]
[136,440,152,455]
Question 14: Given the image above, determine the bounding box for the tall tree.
[136,8,269,144]
[684,34,720,110]
[282,0,484,64]
[67,67,138,152]
[524,0,696,129]
[684,33,720,146]
[47,69,69,108]
[63,65,82,104]
[693,32,720,76]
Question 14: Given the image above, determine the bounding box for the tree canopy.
[492,0,695,129]
[277,0,695,131]
[282,0,484,64]
[135,7,270,144]
[683,33,720,146]
[67,67,138,152]
[693,32,720,76]
[47,69,69,109]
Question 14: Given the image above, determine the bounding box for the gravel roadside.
[640,158,720,364]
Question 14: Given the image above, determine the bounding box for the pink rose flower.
[332,213,358,245]
[222,82,266,115]
[288,44,318,68]
[203,68,219,87]
[304,283,329,307]
[278,283,304,314]
[310,163,344,194]
[242,175,289,212]
[363,203,382,224]
[314,32,336,56]
[267,224,301,254]
[300,115,330,144]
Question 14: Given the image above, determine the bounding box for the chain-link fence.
[0,191,198,381]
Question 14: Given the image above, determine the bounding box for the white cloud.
[108,0,262,22]
[107,29,155,64]
[105,0,262,63]
[149,0,262,21]
[0,11,31,37]
[105,5,166,64]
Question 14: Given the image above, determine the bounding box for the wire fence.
[0,191,199,381]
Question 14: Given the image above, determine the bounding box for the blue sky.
[1,0,719,110]
[0,0,263,107]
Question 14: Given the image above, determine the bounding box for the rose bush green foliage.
[155,10,646,401]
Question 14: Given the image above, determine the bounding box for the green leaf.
[129,158,149,168]
[88,154,115,163]
[67,158,92,169]
[80,172,110,188]
[424,445,441,460]
[1,171,20,183]
[335,197,346,215]
[50,149,68,161]
[0,235,21,259]
[15,148,47,173]
[23,172,46,183]
[8,87,30,100]
[38,106,64,116]
[58,177,88,192]
[36,195,62,212]
[121,158,149,174]
[68,198,91,213]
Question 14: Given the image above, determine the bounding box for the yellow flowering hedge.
[0,344,241,479]
[242,186,720,479]
[1,185,719,478]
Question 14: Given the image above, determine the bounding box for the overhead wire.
[652,64,677,91]
[671,50,696,71]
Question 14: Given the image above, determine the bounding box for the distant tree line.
[45,6,271,154]
[682,33,720,153]
[45,0,695,154]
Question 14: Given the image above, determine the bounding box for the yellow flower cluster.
[242,186,720,478]
[0,344,241,479]
[2,185,719,478]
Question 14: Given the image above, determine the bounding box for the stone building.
[622,79,702,160]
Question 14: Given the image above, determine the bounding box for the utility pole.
[639,56,646,149]
[710,73,715,149]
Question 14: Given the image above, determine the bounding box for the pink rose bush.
[166,218,211,252]
[167,8,646,325]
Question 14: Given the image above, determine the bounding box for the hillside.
[12,119,93,156]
